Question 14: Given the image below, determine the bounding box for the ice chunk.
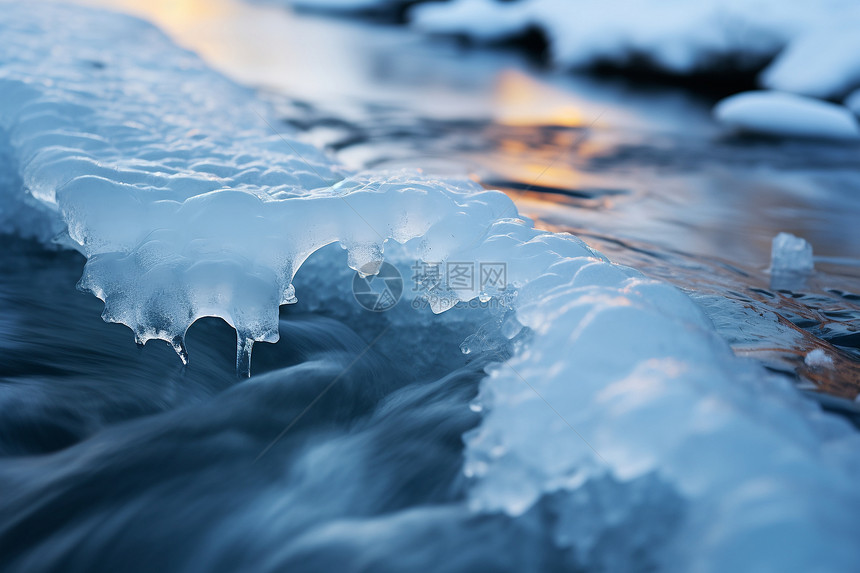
[770,232,814,275]
[805,349,834,369]
[714,91,860,140]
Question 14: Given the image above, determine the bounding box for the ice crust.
[3,4,860,571]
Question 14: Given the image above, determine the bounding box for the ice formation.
[3,4,860,571]
[770,232,815,275]
[714,91,860,140]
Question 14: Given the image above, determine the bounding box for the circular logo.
[352,262,403,312]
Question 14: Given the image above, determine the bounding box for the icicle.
[236,332,254,378]
[283,283,298,304]
[171,335,189,365]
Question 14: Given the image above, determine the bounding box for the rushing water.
[2,1,860,571]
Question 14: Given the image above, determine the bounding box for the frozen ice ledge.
[2,4,860,571]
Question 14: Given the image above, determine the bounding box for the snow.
[805,349,835,369]
[3,3,860,571]
[714,91,860,140]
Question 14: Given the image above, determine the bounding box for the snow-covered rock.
[714,91,860,140]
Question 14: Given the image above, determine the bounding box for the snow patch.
[714,91,860,140]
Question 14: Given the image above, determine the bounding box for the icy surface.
[714,91,860,140]
[3,3,860,571]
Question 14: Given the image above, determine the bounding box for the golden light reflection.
[493,69,589,128]
[65,0,294,90]
[73,0,235,30]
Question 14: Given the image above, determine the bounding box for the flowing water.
[2,1,860,570]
